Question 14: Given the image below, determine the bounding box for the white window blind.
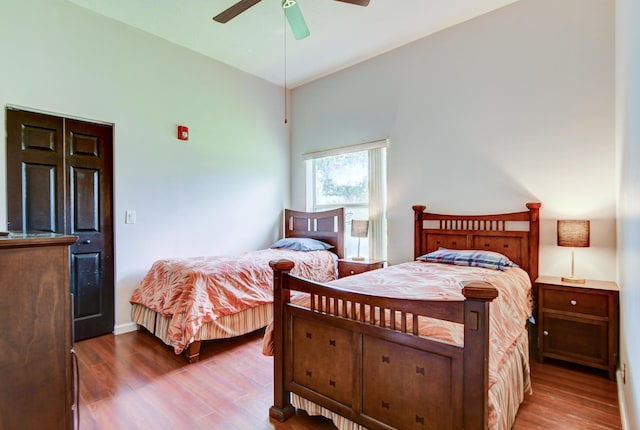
[368,146,387,261]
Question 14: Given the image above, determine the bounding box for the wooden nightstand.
[536,276,619,379]
[337,258,385,278]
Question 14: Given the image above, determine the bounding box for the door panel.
[73,252,102,318]
[72,168,99,231]
[6,110,64,233]
[24,163,58,232]
[6,108,114,340]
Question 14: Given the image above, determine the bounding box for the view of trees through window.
[312,151,369,258]
[314,151,368,205]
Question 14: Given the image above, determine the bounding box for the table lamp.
[557,219,590,283]
[350,219,369,261]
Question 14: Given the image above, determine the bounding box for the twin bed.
[267,202,541,430]
[130,202,541,429]
[130,208,344,362]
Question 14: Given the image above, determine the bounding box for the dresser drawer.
[542,288,608,317]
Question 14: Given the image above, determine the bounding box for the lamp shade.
[351,219,369,238]
[557,220,590,248]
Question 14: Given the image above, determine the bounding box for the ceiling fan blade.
[283,2,310,40]
[213,0,262,23]
[334,0,370,6]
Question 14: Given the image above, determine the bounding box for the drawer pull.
[350,270,355,275]
[543,330,549,336]
[570,300,577,306]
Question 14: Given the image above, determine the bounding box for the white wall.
[616,0,640,427]
[290,0,616,283]
[0,0,290,331]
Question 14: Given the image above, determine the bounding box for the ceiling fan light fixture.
[282,1,310,40]
[282,0,297,8]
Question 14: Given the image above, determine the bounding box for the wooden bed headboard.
[413,203,542,282]
[284,208,345,259]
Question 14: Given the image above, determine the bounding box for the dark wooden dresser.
[0,233,78,429]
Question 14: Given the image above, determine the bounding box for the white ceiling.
[66,0,520,88]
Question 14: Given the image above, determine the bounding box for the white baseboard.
[617,368,631,430]
[114,321,138,335]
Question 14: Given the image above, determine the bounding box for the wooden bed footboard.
[269,260,498,430]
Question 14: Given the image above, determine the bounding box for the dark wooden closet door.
[6,110,65,233]
[6,108,115,340]
[65,118,114,340]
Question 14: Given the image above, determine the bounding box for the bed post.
[412,205,426,259]
[526,202,541,283]
[185,341,201,364]
[268,259,295,422]
[461,281,499,430]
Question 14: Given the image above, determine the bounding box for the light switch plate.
[125,210,136,224]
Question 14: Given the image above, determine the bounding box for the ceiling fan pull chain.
[284,12,288,125]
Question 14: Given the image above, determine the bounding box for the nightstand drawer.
[339,262,369,277]
[542,289,608,316]
[337,259,385,278]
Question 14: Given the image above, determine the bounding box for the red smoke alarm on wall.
[177,125,189,141]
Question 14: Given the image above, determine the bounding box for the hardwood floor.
[514,360,622,429]
[75,329,622,429]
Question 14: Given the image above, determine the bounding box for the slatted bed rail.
[285,269,476,328]
[269,259,499,430]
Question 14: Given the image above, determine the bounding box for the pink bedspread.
[130,249,337,354]
[266,261,532,366]
[324,261,533,382]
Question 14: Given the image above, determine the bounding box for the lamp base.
[561,276,586,284]
[351,256,365,261]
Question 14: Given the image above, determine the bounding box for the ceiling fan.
[213,0,370,40]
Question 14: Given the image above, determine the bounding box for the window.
[304,140,388,261]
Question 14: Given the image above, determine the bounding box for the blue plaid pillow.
[270,238,334,252]
[417,249,517,271]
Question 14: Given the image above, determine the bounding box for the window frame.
[304,139,388,261]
